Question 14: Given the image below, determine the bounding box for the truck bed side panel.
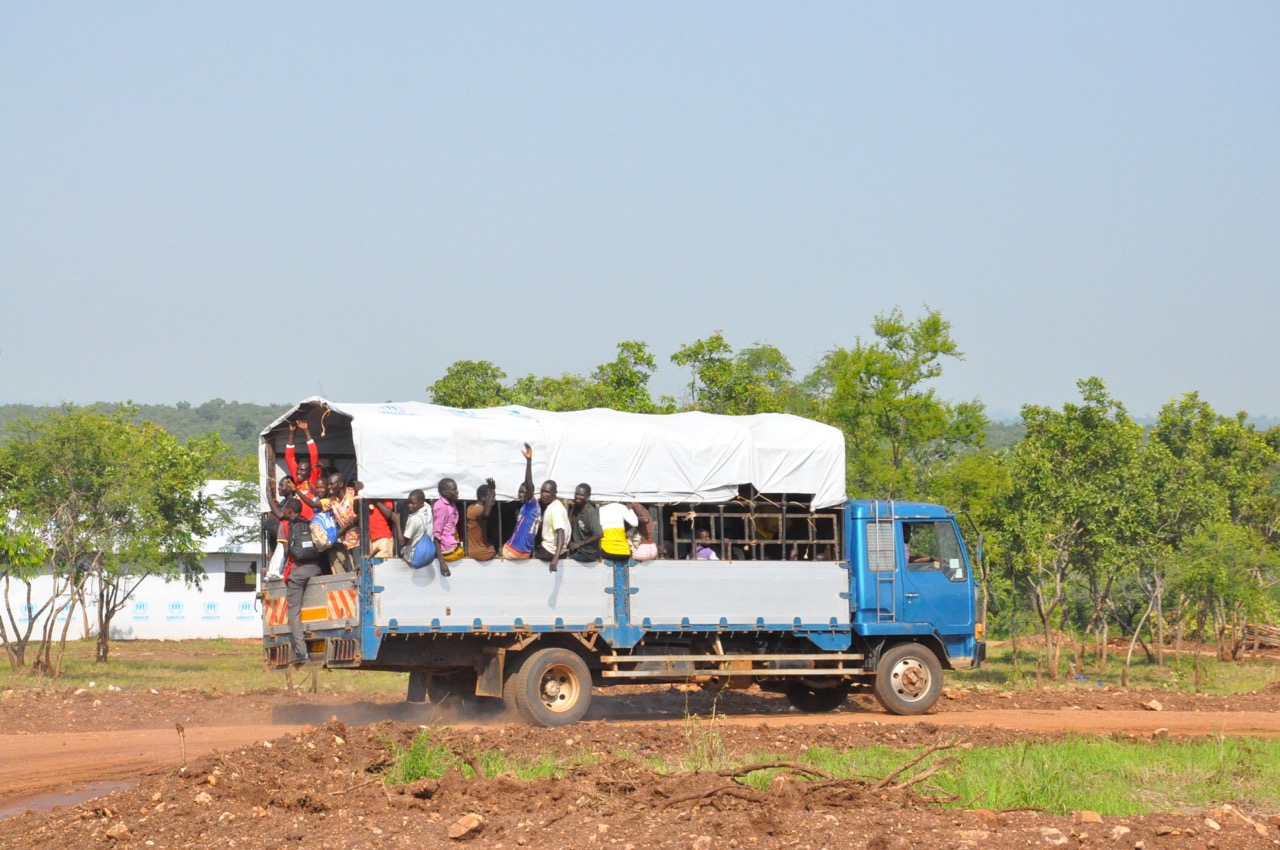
[628,560,848,627]
[372,558,613,629]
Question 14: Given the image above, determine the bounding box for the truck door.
[898,520,974,638]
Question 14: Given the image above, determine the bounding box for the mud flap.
[476,648,506,698]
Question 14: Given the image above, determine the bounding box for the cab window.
[903,521,968,581]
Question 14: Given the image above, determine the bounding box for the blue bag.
[309,511,339,551]
[408,533,437,569]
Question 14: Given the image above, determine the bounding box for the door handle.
[904,593,920,599]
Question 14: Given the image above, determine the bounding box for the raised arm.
[299,421,319,484]
[481,477,496,518]
[285,422,298,478]
[521,443,534,502]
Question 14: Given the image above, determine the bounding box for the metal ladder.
[869,500,898,623]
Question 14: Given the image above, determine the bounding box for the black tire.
[407,669,428,703]
[784,680,850,713]
[873,643,943,716]
[427,671,478,707]
[509,647,592,727]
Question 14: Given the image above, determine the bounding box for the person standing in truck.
[322,471,360,574]
[280,497,324,667]
[689,529,719,560]
[566,483,603,562]
[503,444,540,560]
[285,420,322,521]
[535,480,570,572]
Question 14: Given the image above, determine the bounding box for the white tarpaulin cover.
[260,398,847,510]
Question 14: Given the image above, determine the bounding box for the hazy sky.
[3,4,1277,419]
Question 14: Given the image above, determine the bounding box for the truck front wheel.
[508,647,592,727]
[874,643,942,716]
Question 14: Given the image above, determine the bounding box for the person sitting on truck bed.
[599,501,639,562]
[366,494,396,559]
[566,483,603,562]
[535,480,570,572]
[466,477,498,560]
[434,479,465,573]
[403,488,434,566]
[280,497,325,667]
[285,420,322,521]
[629,502,657,561]
[503,444,540,560]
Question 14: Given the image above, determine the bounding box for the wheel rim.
[538,663,582,713]
[888,657,931,702]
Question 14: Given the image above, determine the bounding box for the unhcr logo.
[377,404,410,416]
[166,600,185,621]
[202,601,220,620]
[133,600,150,621]
[237,601,255,619]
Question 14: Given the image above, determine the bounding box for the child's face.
[313,477,330,499]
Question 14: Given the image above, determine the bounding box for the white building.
[3,480,266,640]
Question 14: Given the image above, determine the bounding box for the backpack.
[407,532,437,569]
[310,511,339,552]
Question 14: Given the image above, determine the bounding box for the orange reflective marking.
[327,588,358,621]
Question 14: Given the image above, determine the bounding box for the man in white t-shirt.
[534,480,570,572]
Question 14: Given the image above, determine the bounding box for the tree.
[1000,378,1146,679]
[670,333,798,415]
[0,406,223,669]
[0,506,50,671]
[427,360,509,408]
[587,341,663,413]
[806,307,985,498]
[1170,523,1279,664]
[507,372,594,411]
[1139,394,1279,665]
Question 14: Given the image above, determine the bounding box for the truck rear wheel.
[784,680,850,713]
[508,647,592,727]
[873,643,942,716]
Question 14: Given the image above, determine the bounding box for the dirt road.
[4,694,1278,815]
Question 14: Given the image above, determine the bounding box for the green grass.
[954,642,1280,696]
[722,737,1280,814]
[384,726,587,784]
[379,718,1280,815]
[0,638,406,694]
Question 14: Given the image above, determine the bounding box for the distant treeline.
[0,400,287,461]
[0,400,1024,457]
